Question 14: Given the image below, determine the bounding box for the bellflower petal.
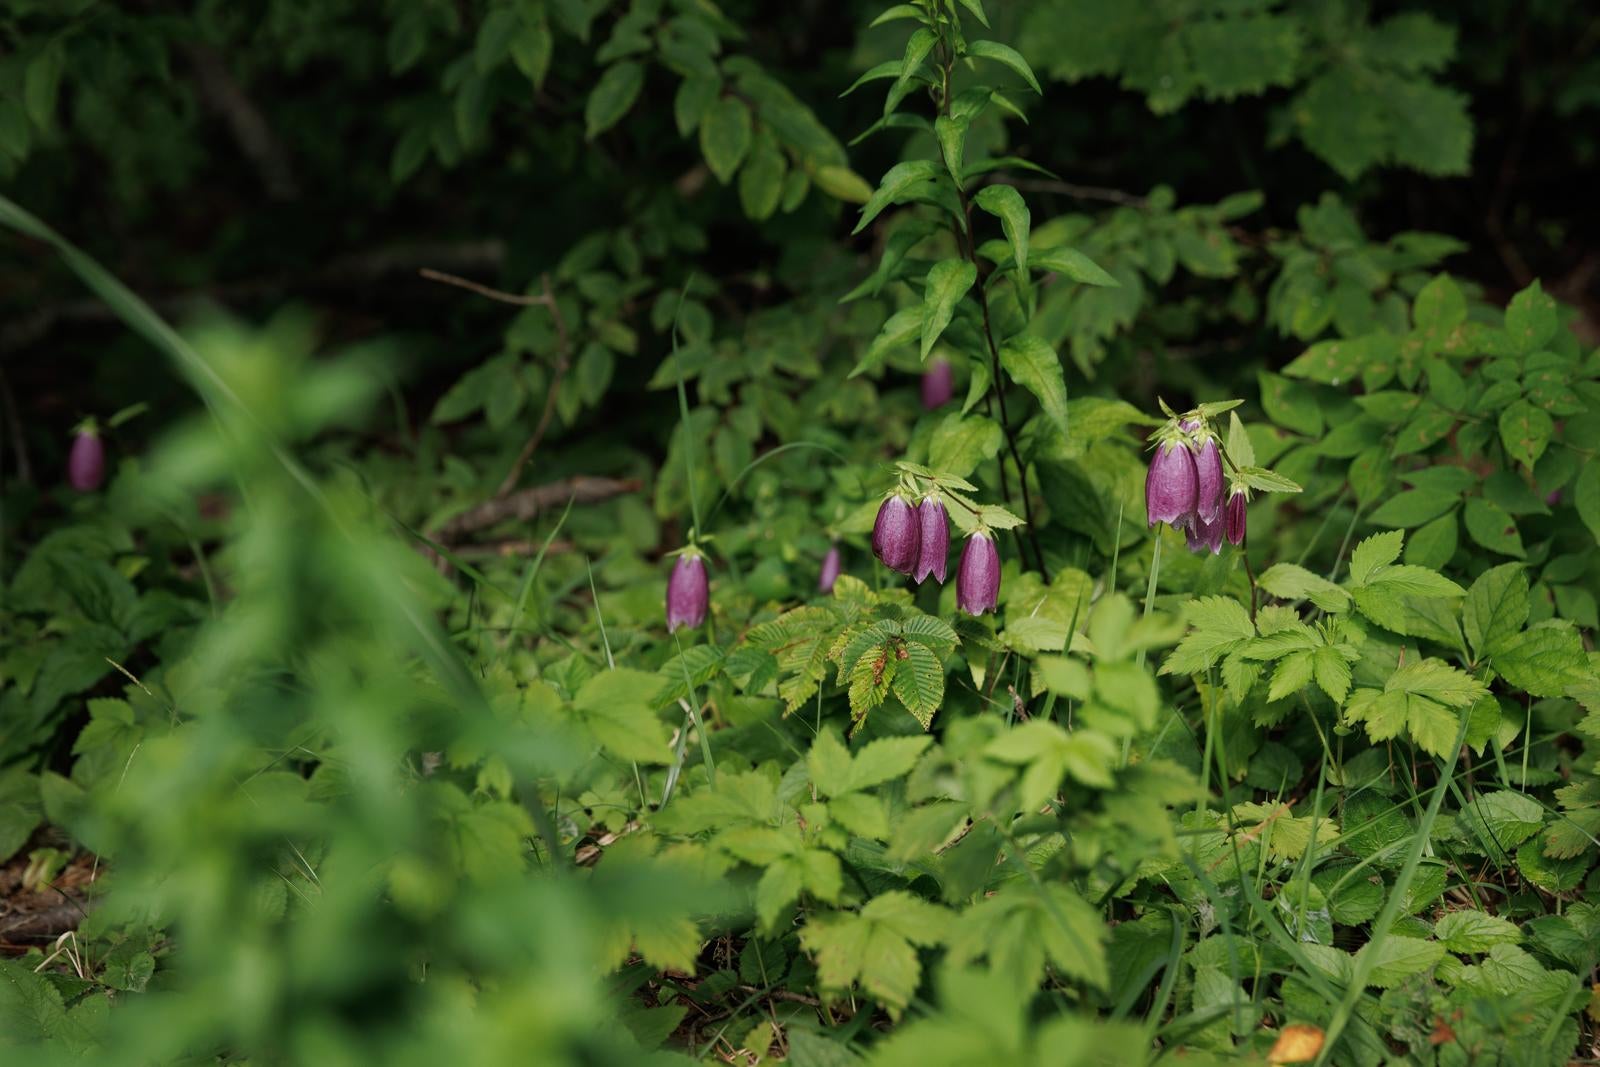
[956,532,1001,615]
[871,495,921,574]
[913,496,949,584]
[1224,489,1247,546]
[1145,439,1198,528]
[666,552,709,632]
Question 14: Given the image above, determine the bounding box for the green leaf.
[997,334,1069,439]
[585,61,645,140]
[1257,370,1323,436]
[1258,563,1350,612]
[1504,280,1558,353]
[1031,245,1118,286]
[23,44,64,130]
[973,184,1030,276]
[812,165,873,205]
[1348,531,1403,585]
[1459,790,1545,860]
[799,892,951,1016]
[1491,623,1589,698]
[896,28,938,94]
[1356,936,1444,988]
[965,40,1042,94]
[1368,489,1459,529]
[890,639,946,729]
[921,259,977,360]
[1162,596,1255,676]
[928,413,1003,480]
[1497,400,1553,469]
[933,114,970,186]
[1577,462,1600,547]
[574,669,673,763]
[853,160,944,235]
[1463,498,1524,558]
[700,96,754,184]
[1463,563,1529,662]
[1412,273,1466,335]
[848,735,934,792]
[738,136,787,220]
[1434,910,1521,953]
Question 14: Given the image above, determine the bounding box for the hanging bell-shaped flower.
[871,495,921,574]
[666,551,709,632]
[1145,438,1198,528]
[67,427,105,492]
[921,357,954,410]
[818,544,842,592]
[956,531,1001,615]
[913,496,949,585]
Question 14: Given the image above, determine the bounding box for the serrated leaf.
[1463,563,1528,662]
[1258,563,1350,612]
[1162,596,1255,676]
[1357,936,1444,988]
[1435,910,1521,953]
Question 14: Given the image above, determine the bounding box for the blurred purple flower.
[921,357,954,410]
[819,544,842,592]
[68,429,104,492]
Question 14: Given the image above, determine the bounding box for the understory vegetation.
[2,1,1599,1064]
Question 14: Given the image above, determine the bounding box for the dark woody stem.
[933,33,1045,573]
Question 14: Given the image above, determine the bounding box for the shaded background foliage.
[1,1,1599,1065]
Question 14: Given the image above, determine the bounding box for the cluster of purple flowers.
[871,493,999,615]
[1145,415,1246,553]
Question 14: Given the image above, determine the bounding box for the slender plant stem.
[932,34,1043,573]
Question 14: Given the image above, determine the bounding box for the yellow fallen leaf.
[1268,1023,1326,1065]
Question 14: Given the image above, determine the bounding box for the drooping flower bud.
[68,428,105,492]
[1145,438,1198,528]
[666,551,709,633]
[871,495,920,574]
[819,544,842,592]
[1186,510,1223,555]
[1224,488,1247,546]
[913,496,949,585]
[921,357,954,410]
[956,531,1000,615]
